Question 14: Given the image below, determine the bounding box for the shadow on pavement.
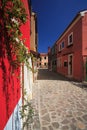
[37,69,69,81]
[37,69,87,90]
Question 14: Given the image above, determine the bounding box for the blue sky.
[31,0,87,53]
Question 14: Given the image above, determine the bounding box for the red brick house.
[0,0,31,129]
[56,10,87,81]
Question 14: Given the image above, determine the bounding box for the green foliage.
[20,89,34,129]
[1,0,31,69]
[1,1,35,128]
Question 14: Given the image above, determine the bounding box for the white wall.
[4,57,33,130]
[24,57,33,99]
[4,98,22,130]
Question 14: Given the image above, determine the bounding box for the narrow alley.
[32,69,87,130]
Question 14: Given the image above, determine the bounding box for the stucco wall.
[57,16,83,81]
[82,13,87,56]
[0,0,31,129]
[4,98,22,130]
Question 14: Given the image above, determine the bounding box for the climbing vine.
[20,89,34,129]
[0,1,35,128]
[0,0,31,69]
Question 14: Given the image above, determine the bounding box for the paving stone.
[51,112,56,116]
[32,69,87,130]
[66,114,72,118]
[48,125,53,130]
[76,121,85,129]
[70,123,77,130]
[77,117,84,122]
[51,115,56,119]
[82,115,87,121]
[42,127,48,130]
[52,122,59,128]
[61,125,69,130]
[49,108,55,112]
[71,118,77,123]
[61,119,70,124]
[33,121,40,129]
[82,126,87,130]
[41,109,48,115]
[41,120,50,126]
[42,113,50,122]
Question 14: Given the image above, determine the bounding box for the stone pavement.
[31,69,87,130]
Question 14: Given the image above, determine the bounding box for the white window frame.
[59,41,65,52]
[59,43,61,52]
[68,32,73,45]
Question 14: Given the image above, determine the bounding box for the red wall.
[82,13,87,56]
[57,17,83,81]
[82,13,87,80]
[0,0,30,129]
[0,46,20,130]
[57,55,68,76]
[21,0,30,50]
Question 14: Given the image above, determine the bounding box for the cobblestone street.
[32,69,87,130]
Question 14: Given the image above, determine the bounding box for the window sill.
[67,44,73,48]
[58,51,61,53]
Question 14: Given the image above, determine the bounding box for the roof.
[54,10,87,44]
[40,53,48,56]
[30,50,39,57]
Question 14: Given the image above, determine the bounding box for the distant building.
[48,44,57,72]
[30,12,38,81]
[30,12,38,52]
[37,53,48,68]
[48,47,52,71]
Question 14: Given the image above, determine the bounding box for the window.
[44,63,46,66]
[44,56,46,59]
[68,32,73,45]
[40,58,42,61]
[64,61,68,67]
[61,42,64,49]
[59,41,64,51]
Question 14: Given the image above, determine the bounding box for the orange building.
[30,12,38,52]
[37,53,48,68]
[30,11,38,81]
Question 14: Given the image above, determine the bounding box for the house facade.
[30,11,38,82]
[48,47,52,71]
[49,44,57,72]
[37,53,48,68]
[56,10,87,81]
[48,44,57,71]
[0,0,31,130]
[30,12,38,52]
